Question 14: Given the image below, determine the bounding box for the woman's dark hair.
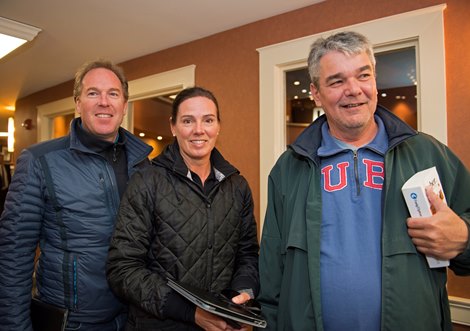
[171,86,220,124]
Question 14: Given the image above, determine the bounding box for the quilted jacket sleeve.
[106,170,170,318]
[0,150,44,331]
[229,176,260,296]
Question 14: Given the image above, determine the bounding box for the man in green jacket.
[257,31,470,331]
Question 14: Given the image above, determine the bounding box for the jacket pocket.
[383,235,417,257]
[282,220,308,254]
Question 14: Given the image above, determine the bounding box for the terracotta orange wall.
[442,0,470,298]
[14,0,470,295]
[445,0,470,167]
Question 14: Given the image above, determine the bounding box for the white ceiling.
[0,0,324,114]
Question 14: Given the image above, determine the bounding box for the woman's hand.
[231,292,251,305]
[194,306,248,331]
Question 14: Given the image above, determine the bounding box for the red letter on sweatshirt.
[322,162,349,192]
[363,159,384,190]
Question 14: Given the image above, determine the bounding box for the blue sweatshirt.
[318,116,388,331]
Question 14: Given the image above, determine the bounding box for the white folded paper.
[401,166,449,268]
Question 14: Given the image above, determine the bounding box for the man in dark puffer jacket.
[0,59,152,331]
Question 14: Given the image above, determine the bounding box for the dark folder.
[167,278,267,329]
[31,297,69,331]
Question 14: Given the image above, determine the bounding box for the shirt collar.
[318,114,389,157]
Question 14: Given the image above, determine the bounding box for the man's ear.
[310,83,322,107]
[75,99,82,115]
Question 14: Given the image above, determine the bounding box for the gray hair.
[307,31,376,89]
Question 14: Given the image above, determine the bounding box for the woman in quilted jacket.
[107,86,260,331]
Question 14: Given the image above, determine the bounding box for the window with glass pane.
[52,113,75,138]
[132,93,175,159]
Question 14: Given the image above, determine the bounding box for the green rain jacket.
[257,107,470,331]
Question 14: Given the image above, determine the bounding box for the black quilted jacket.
[106,142,259,329]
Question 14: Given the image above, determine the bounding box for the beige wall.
[13,0,470,298]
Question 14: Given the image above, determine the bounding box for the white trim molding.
[257,4,447,232]
[36,97,75,142]
[449,296,470,326]
[125,65,195,133]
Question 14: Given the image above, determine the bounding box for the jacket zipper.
[113,144,117,162]
[206,198,214,289]
[73,257,78,309]
[101,161,119,214]
[183,175,230,290]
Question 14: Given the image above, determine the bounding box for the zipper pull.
[113,144,117,162]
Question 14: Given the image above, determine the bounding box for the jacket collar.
[69,117,152,167]
[73,117,126,153]
[152,140,239,180]
[289,105,417,164]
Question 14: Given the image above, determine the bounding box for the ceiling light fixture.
[0,16,41,59]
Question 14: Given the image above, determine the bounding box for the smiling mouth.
[190,140,207,145]
[96,114,112,118]
[342,102,366,108]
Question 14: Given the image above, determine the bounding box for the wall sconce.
[22,118,33,130]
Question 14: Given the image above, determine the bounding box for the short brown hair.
[73,59,129,101]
